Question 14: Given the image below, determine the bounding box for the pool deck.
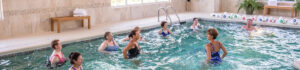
[1,12,300,57]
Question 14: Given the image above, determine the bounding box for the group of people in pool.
[47,18,232,69]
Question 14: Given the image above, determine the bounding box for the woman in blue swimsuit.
[205,28,228,65]
[68,52,83,70]
[158,21,172,37]
[98,32,120,53]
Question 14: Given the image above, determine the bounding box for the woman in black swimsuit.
[123,29,141,59]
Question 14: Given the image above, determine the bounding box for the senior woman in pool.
[242,19,256,31]
[204,28,228,65]
[98,32,120,53]
[48,39,66,68]
[242,19,274,37]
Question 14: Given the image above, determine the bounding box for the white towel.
[73,8,88,17]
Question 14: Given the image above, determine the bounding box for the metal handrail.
[166,6,181,23]
[158,7,172,24]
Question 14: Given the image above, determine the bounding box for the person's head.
[104,32,113,41]
[193,18,198,24]
[134,26,141,32]
[69,52,83,65]
[247,19,253,28]
[161,21,168,29]
[206,28,219,41]
[128,26,141,38]
[51,39,62,51]
[129,30,140,41]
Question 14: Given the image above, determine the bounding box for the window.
[0,0,3,20]
[111,0,126,6]
[111,0,171,6]
[128,0,142,4]
[143,0,156,3]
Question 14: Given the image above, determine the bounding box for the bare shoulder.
[216,41,225,48]
[100,41,106,47]
[205,43,211,48]
[126,41,134,48]
[102,40,107,44]
[217,41,224,45]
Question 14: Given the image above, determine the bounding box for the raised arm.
[220,42,228,59]
[122,37,130,42]
[98,41,109,54]
[114,40,120,47]
[158,30,162,35]
[205,44,211,64]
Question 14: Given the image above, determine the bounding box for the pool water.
[1,20,300,70]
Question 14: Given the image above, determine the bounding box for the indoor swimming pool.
[1,19,300,70]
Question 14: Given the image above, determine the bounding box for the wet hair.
[193,18,198,21]
[129,29,138,38]
[207,28,219,39]
[51,39,59,49]
[69,52,81,64]
[134,26,140,31]
[104,32,111,40]
[161,21,167,27]
[128,27,140,38]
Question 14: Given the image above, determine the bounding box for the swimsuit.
[161,29,170,37]
[128,44,140,59]
[105,41,119,51]
[72,66,83,70]
[46,52,66,68]
[50,52,66,64]
[190,24,199,30]
[206,42,222,65]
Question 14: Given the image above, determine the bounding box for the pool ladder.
[158,6,184,24]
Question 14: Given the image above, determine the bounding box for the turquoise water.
[1,20,300,70]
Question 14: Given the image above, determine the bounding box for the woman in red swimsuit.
[49,39,66,67]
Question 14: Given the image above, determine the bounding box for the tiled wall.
[0,0,186,39]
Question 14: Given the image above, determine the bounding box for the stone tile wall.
[0,0,186,38]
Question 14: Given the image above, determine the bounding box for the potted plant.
[294,0,300,12]
[238,0,264,15]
